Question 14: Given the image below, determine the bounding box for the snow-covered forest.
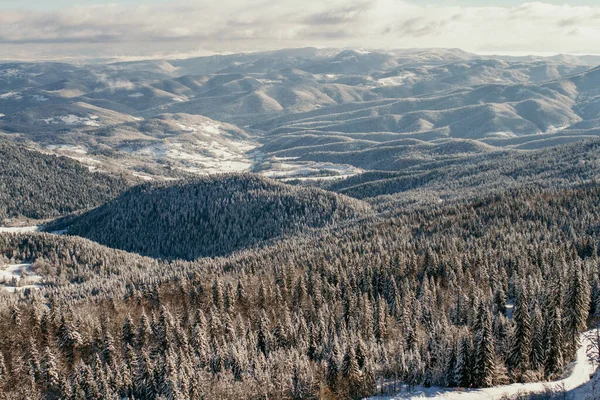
[1,178,599,399]
[2,46,600,399]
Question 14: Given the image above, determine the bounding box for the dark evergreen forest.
[1,178,599,399]
[0,143,129,223]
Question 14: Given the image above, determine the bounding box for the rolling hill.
[59,174,372,259]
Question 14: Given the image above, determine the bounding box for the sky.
[1,1,599,61]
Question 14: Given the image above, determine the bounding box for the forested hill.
[61,174,372,259]
[1,183,598,399]
[0,142,129,224]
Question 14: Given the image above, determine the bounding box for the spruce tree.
[564,264,590,359]
[474,309,495,387]
[455,335,472,387]
[508,289,531,375]
[327,342,340,391]
[544,307,565,379]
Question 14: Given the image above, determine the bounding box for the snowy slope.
[0,263,42,292]
[368,331,596,400]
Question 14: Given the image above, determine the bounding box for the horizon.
[3,46,600,65]
[1,1,600,61]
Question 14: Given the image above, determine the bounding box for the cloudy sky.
[1,0,599,61]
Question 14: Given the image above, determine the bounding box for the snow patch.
[0,226,40,233]
[128,92,145,98]
[0,91,22,100]
[261,160,362,181]
[0,263,43,293]
[46,144,88,154]
[256,78,283,85]
[42,114,101,127]
[120,134,257,175]
[377,73,417,86]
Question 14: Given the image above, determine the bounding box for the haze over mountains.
[3,47,600,186]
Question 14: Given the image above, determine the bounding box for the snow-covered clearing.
[0,91,22,100]
[0,226,40,233]
[0,263,42,293]
[377,73,417,86]
[42,114,101,127]
[46,144,88,154]
[120,133,257,175]
[261,159,362,181]
[368,331,597,400]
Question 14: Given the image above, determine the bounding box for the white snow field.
[0,263,42,293]
[0,225,40,233]
[368,331,597,400]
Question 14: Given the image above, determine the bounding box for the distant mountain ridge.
[2,47,600,181]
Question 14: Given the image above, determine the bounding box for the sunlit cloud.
[1,1,599,60]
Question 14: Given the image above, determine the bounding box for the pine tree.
[508,289,531,375]
[341,345,362,400]
[474,308,495,387]
[455,335,472,388]
[529,304,545,370]
[375,298,388,341]
[122,315,136,348]
[544,307,565,378]
[326,342,340,391]
[445,344,457,387]
[564,264,590,359]
[494,287,507,316]
[136,311,153,349]
[134,349,155,399]
[40,346,60,394]
[256,310,271,357]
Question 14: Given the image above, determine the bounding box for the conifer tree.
[508,289,531,375]
[564,264,590,358]
[544,307,565,378]
[455,336,472,388]
[474,308,495,387]
[327,342,340,391]
[40,346,60,394]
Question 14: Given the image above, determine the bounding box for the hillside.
[2,181,600,399]
[0,142,129,223]
[60,174,371,259]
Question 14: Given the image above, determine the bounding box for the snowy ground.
[261,159,363,181]
[42,114,101,127]
[377,73,417,86]
[0,263,42,293]
[368,330,597,400]
[0,226,40,233]
[119,119,258,175]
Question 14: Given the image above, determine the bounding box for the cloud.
[0,1,599,60]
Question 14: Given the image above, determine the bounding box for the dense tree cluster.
[0,143,129,223]
[59,174,372,259]
[324,139,600,209]
[0,182,598,399]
